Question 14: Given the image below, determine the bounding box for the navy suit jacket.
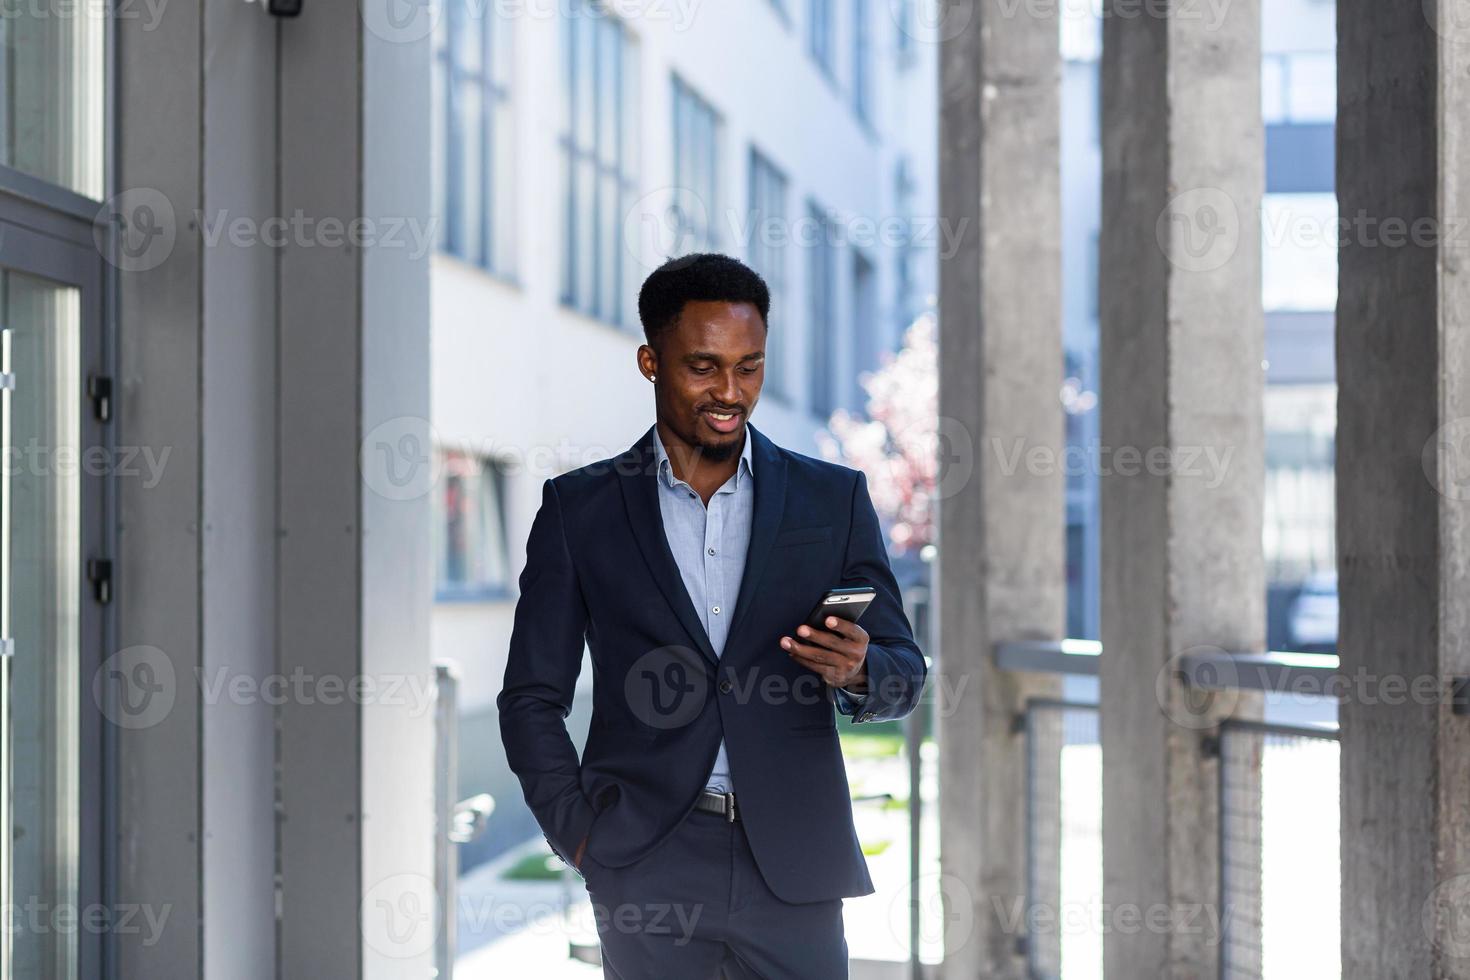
[497,421,928,904]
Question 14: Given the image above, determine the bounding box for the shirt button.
[707,547,716,556]
[688,491,696,499]
[719,679,733,694]
[712,605,721,614]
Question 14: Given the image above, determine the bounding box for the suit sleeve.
[496,478,597,866]
[837,469,928,723]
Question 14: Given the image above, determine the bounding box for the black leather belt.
[694,789,739,822]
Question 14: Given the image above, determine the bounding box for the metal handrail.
[435,663,459,980]
[435,662,494,980]
[995,640,1340,695]
[1178,648,1338,694]
[994,639,1101,675]
[901,585,930,980]
[1217,716,1340,741]
[1023,696,1100,712]
[1007,646,1342,980]
[450,794,495,845]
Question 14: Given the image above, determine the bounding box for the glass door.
[0,1,110,976]
[0,199,107,980]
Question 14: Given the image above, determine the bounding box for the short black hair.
[637,253,771,351]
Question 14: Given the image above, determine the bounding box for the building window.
[806,200,838,417]
[3,14,105,199]
[560,1,639,327]
[1262,51,1336,125]
[1262,194,1338,312]
[1061,0,1102,62]
[852,0,871,122]
[748,148,789,399]
[432,0,515,274]
[808,0,835,77]
[433,450,512,601]
[851,249,876,411]
[672,75,722,253]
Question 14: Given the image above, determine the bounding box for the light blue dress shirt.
[652,426,752,794]
[651,426,867,798]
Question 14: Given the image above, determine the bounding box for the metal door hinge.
[0,638,12,658]
[88,559,113,605]
[0,372,13,391]
[88,375,112,422]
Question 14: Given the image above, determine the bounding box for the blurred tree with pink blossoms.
[815,310,937,557]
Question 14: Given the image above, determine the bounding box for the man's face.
[642,299,766,463]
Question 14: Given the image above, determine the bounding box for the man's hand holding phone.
[782,617,869,690]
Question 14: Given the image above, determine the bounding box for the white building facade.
[426,0,940,865]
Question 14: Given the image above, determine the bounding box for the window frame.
[806,198,838,417]
[850,245,877,412]
[852,0,872,123]
[808,0,835,79]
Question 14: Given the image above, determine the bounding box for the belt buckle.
[724,791,736,823]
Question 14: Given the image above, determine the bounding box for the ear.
[636,344,658,381]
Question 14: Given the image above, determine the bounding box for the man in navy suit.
[498,253,928,978]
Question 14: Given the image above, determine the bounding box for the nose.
[714,369,741,406]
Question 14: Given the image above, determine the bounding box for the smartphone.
[803,586,877,631]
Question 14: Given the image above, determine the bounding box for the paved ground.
[454,735,1339,979]
[455,741,942,976]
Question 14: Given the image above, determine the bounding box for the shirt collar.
[652,424,755,492]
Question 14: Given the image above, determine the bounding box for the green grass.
[501,852,566,882]
[839,730,906,759]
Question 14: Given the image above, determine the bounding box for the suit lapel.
[725,423,786,651]
[617,425,719,666]
[616,421,789,669]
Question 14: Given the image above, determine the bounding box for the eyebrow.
[685,351,765,362]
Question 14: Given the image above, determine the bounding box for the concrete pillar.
[1097,0,1263,976]
[114,0,432,975]
[1337,2,1470,975]
[278,0,433,977]
[937,0,1063,973]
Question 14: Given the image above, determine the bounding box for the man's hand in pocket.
[573,834,589,872]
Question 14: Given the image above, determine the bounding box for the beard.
[690,425,743,464]
[694,441,739,464]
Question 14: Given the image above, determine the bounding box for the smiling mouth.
[701,409,744,432]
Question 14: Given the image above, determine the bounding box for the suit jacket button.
[719,679,733,694]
